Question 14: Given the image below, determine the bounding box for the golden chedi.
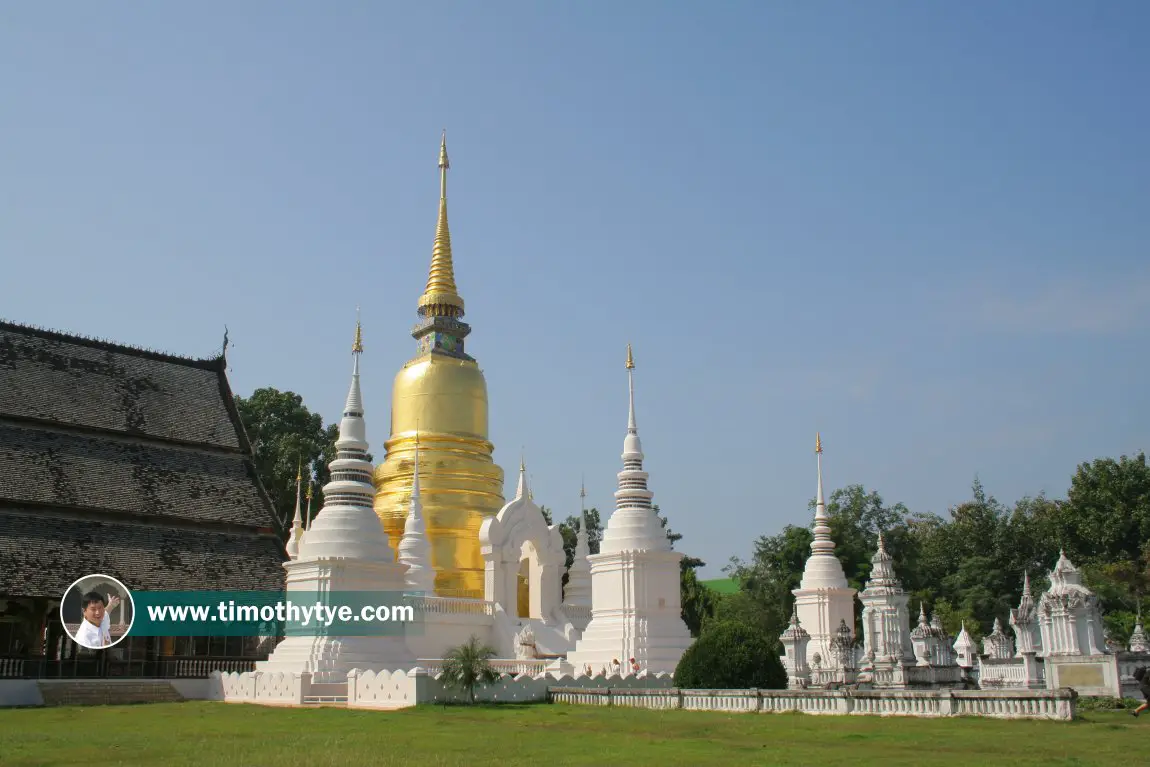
[373,133,505,599]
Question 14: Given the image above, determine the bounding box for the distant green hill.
[700,577,739,594]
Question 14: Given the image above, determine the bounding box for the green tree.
[540,507,604,595]
[652,504,715,631]
[234,388,349,529]
[680,567,719,637]
[439,635,500,704]
[673,620,787,690]
[1060,452,1150,566]
[724,524,814,649]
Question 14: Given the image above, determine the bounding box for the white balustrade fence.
[548,687,1077,720]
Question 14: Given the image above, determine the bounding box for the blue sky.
[3,2,1147,578]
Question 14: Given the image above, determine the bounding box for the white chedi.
[256,318,415,681]
[1038,551,1107,656]
[953,622,977,668]
[563,503,593,608]
[792,434,857,671]
[397,442,436,594]
[566,345,692,675]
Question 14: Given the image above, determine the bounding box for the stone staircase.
[37,680,186,707]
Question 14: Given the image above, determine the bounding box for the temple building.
[0,320,287,677]
[372,133,506,600]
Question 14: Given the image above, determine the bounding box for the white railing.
[979,660,1026,683]
[0,658,24,678]
[548,687,1077,720]
[406,596,494,616]
[168,658,256,677]
[416,658,549,678]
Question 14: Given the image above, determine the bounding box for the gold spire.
[626,343,634,370]
[418,130,465,317]
[815,432,823,454]
[353,306,363,353]
[296,458,302,483]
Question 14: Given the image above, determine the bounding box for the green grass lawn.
[0,701,1141,767]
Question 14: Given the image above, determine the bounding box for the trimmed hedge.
[674,619,787,690]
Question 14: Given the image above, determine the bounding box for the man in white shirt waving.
[73,591,122,649]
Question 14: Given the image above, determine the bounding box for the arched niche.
[479,488,565,621]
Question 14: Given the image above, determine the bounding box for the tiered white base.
[566,549,693,675]
[255,635,415,684]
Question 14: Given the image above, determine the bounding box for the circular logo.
[60,574,135,650]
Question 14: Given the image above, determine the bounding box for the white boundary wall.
[548,687,1077,720]
[208,669,676,709]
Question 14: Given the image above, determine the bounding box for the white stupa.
[285,465,304,559]
[566,344,693,675]
[792,434,857,670]
[858,533,915,669]
[563,481,593,609]
[255,315,415,681]
[397,439,436,594]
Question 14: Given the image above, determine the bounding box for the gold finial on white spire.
[353,306,363,354]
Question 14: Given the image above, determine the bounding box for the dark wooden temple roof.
[0,319,288,598]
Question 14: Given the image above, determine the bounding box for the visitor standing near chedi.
[73,592,121,649]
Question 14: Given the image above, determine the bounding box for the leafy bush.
[674,619,787,690]
[1075,696,1142,712]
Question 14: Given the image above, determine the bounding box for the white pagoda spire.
[792,433,857,671]
[1130,609,1149,653]
[600,343,666,554]
[566,343,692,674]
[798,434,848,589]
[564,478,593,607]
[297,311,394,561]
[397,436,436,593]
[257,310,415,681]
[515,454,530,501]
[953,621,977,668]
[286,461,304,559]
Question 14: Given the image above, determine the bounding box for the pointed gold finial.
[305,480,313,501]
[352,306,364,353]
[626,343,634,370]
[815,432,823,454]
[418,130,464,318]
[296,458,302,483]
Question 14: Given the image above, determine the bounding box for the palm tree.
[439,634,500,704]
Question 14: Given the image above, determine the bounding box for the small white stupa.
[1039,551,1107,656]
[792,434,857,670]
[953,622,977,669]
[567,344,692,675]
[563,481,593,609]
[285,464,304,559]
[397,438,436,594]
[255,314,415,681]
[858,533,915,670]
